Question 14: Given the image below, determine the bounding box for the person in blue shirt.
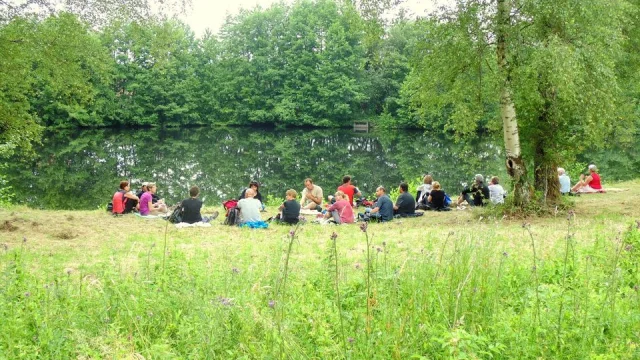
[366,186,394,222]
[558,168,571,195]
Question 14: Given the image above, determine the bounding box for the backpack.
[222,199,240,226]
[166,203,184,224]
[444,194,452,207]
[224,207,240,226]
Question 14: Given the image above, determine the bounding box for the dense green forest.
[1,0,639,205]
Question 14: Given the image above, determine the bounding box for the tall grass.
[1,219,640,358]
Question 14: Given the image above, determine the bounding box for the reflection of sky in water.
[6,127,638,210]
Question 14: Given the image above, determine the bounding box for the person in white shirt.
[488,176,507,204]
[557,168,571,194]
[237,188,262,224]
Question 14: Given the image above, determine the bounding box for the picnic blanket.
[240,220,269,229]
[134,213,167,219]
[175,222,212,228]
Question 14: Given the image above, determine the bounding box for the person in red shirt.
[571,164,604,193]
[336,175,361,206]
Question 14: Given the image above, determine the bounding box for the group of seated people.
[558,164,604,194]
[111,181,167,216]
[112,163,604,225]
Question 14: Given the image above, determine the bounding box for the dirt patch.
[0,220,18,232]
[53,230,78,240]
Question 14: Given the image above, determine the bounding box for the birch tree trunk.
[496,0,530,207]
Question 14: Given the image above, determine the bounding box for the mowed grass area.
[1,181,639,359]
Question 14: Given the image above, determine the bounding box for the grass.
[0,180,639,359]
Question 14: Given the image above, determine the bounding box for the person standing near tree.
[558,168,571,195]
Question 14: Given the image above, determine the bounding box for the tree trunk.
[497,0,530,207]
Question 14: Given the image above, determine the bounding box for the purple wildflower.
[289,229,296,237]
[232,267,240,274]
[625,244,633,252]
[348,337,355,344]
[376,247,382,253]
[218,297,234,306]
[359,223,368,232]
[268,300,276,308]
[502,251,508,257]
[354,263,361,269]
[24,292,30,297]
[330,232,338,241]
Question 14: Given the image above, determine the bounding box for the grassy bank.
[1,181,640,359]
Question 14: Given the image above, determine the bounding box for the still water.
[5,127,638,210]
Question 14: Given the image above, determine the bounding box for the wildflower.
[354,263,361,270]
[382,242,386,247]
[64,268,73,275]
[24,291,30,297]
[359,223,368,232]
[268,300,276,308]
[151,243,156,248]
[448,231,455,236]
[502,251,508,257]
[148,311,154,317]
[625,244,633,252]
[1,243,7,251]
[634,285,639,292]
[218,297,234,306]
[376,247,382,253]
[22,236,27,243]
[136,316,142,321]
[232,267,240,274]
[330,232,338,241]
[289,229,296,237]
[348,337,355,344]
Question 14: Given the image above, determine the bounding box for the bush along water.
[1,219,640,358]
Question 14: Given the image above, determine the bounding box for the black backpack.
[166,203,184,224]
[224,207,240,226]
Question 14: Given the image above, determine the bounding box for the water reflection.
[6,127,636,210]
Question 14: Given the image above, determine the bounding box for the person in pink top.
[139,183,168,215]
[324,191,354,224]
[571,164,604,193]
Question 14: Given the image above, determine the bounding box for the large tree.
[401,0,633,207]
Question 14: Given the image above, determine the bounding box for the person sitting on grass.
[337,175,362,206]
[359,186,394,222]
[571,164,604,193]
[239,180,266,212]
[457,174,490,207]
[394,182,416,216]
[140,183,167,216]
[181,185,219,224]
[276,189,301,225]
[112,180,140,215]
[488,176,507,204]
[558,168,571,195]
[301,178,323,211]
[324,191,354,224]
[237,188,263,225]
[416,174,433,209]
[427,181,450,211]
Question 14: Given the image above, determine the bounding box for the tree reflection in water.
[6,127,637,210]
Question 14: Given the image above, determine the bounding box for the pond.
[4,127,638,210]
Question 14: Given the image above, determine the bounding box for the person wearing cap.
[239,180,265,211]
[557,168,571,195]
[571,164,603,193]
[457,174,490,207]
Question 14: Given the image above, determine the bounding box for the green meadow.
[1,181,639,359]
